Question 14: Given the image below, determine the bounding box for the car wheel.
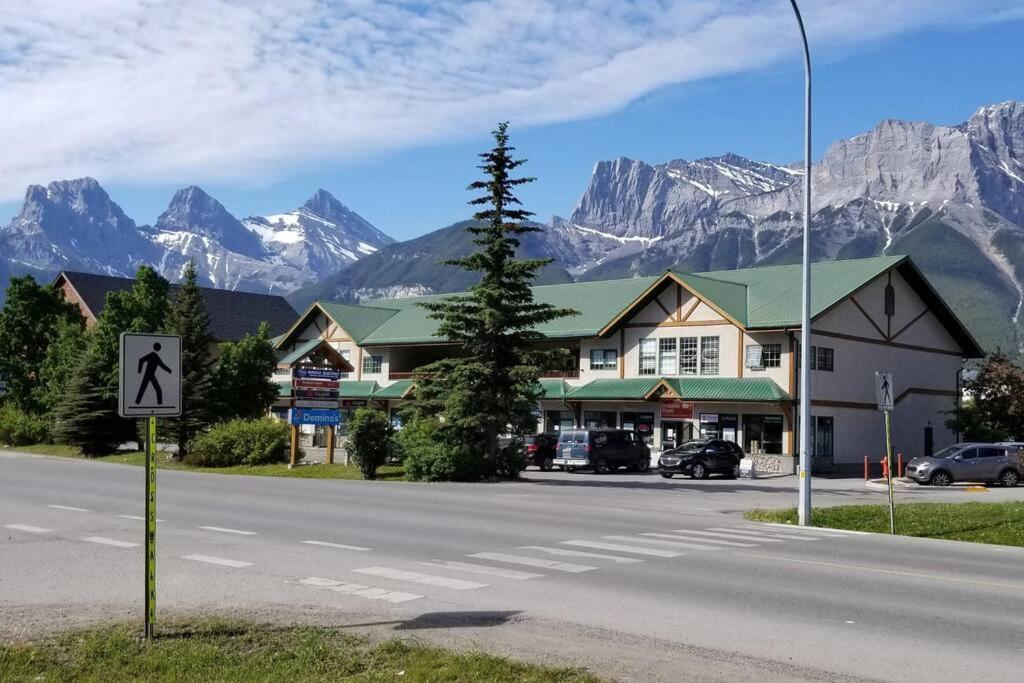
[998,468,1020,487]
[725,463,739,480]
[540,457,554,472]
[565,466,576,473]
[595,458,610,474]
[691,462,709,480]
[928,470,952,487]
[635,458,650,473]
[660,473,673,479]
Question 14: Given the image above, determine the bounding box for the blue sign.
[289,408,341,426]
[293,367,342,381]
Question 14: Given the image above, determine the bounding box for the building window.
[639,338,657,375]
[339,349,351,379]
[658,338,677,375]
[810,346,834,372]
[811,416,834,458]
[589,349,618,371]
[362,354,383,375]
[680,337,698,375]
[745,344,781,370]
[700,336,720,375]
[584,411,617,429]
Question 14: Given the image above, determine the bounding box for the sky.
[1,1,1023,241]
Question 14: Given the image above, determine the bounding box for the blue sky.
[1,2,1022,241]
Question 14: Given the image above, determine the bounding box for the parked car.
[553,429,651,474]
[905,443,1023,487]
[523,433,559,471]
[658,439,744,479]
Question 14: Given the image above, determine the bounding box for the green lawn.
[12,443,405,481]
[0,619,599,682]
[746,501,1024,547]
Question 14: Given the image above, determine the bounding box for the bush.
[345,408,395,480]
[187,418,295,467]
[0,403,50,447]
[399,418,482,482]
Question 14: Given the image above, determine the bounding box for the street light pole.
[789,0,813,526]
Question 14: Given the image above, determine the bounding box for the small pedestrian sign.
[875,371,894,412]
[119,333,182,418]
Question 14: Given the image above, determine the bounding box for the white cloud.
[0,0,1021,200]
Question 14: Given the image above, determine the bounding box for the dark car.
[553,429,651,474]
[658,439,744,479]
[523,433,559,471]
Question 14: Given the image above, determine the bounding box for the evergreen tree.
[410,122,576,479]
[0,275,82,413]
[35,317,88,414]
[213,321,280,420]
[164,260,215,459]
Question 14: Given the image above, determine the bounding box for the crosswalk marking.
[82,536,139,548]
[674,529,785,543]
[48,505,89,512]
[755,522,871,535]
[352,566,488,590]
[705,527,818,542]
[302,540,371,552]
[604,535,722,552]
[740,524,853,537]
[5,524,53,534]
[469,552,596,573]
[520,545,644,563]
[182,554,253,568]
[560,540,683,557]
[198,526,257,536]
[641,532,758,548]
[297,577,422,603]
[420,561,543,580]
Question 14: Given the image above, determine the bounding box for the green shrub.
[187,418,295,467]
[399,418,482,482]
[0,403,50,446]
[345,408,395,480]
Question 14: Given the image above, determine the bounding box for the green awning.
[538,378,569,400]
[339,380,379,399]
[561,377,790,402]
[565,378,664,400]
[278,338,323,366]
[373,380,415,399]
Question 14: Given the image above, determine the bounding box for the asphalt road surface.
[3,450,1023,682]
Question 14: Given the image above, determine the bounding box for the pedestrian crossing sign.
[119,333,182,417]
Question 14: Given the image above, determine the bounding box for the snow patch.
[570,224,664,247]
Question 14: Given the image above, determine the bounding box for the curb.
[864,478,989,492]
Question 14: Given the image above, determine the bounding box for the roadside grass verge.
[746,501,1024,547]
[0,618,599,682]
[11,443,405,481]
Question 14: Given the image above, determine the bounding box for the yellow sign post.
[876,371,896,535]
[145,416,157,637]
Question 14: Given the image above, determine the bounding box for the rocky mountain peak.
[156,185,263,258]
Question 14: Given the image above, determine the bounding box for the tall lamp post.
[789,0,813,526]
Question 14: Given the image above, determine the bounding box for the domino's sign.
[289,408,341,426]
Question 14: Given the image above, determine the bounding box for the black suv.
[659,439,744,479]
[553,429,651,474]
[523,433,559,471]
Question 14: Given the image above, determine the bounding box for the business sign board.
[341,399,368,408]
[293,378,340,390]
[294,388,339,400]
[119,333,182,417]
[293,366,342,381]
[293,399,341,409]
[661,399,694,419]
[289,408,341,426]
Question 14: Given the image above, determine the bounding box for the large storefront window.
[742,414,783,454]
[584,411,617,429]
[544,410,575,433]
[699,413,737,441]
[621,411,655,445]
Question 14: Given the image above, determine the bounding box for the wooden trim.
[676,285,683,321]
[622,320,735,329]
[737,328,744,378]
[654,296,674,320]
[618,329,625,379]
[679,297,700,322]
[56,275,99,325]
[787,334,796,398]
[274,301,325,350]
[356,347,363,381]
[849,295,887,340]
[889,308,929,342]
[644,379,681,401]
[886,271,893,339]
[812,329,963,357]
[782,403,795,456]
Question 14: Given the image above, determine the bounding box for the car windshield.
[931,445,966,459]
[557,431,587,444]
[672,441,707,453]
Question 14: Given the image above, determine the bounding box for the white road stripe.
[604,535,722,552]
[520,545,643,563]
[420,561,543,580]
[744,523,861,536]
[82,536,139,548]
[301,540,370,552]
[182,554,253,568]
[706,527,818,542]
[469,552,596,573]
[352,566,488,590]
[198,526,257,536]
[298,577,423,603]
[560,540,683,557]
[641,532,757,548]
[48,505,89,512]
[118,515,165,522]
[5,524,52,534]
[674,529,784,543]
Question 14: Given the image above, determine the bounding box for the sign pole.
[884,409,896,535]
[144,415,157,638]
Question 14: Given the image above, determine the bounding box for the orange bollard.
[897,453,903,478]
[880,457,889,479]
[864,455,869,481]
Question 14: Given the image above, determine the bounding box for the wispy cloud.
[0,0,1020,200]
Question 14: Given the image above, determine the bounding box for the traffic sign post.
[875,371,896,534]
[119,333,182,640]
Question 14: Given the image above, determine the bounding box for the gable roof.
[54,270,297,342]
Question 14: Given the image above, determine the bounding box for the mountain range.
[2,100,1023,354]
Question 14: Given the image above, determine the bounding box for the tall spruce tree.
[164,260,215,459]
[213,321,280,421]
[412,122,575,479]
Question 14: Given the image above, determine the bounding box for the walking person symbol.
[136,342,172,405]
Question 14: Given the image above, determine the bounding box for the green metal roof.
[673,272,749,325]
[660,377,790,402]
[538,378,569,400]
[373,379,414,399]
[339,381,378,399]
[564,378,664,400]
[317,302,399,343]
[278,338,323,366]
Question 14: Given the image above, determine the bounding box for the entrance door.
[661,421,693,451]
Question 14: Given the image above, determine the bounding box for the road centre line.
[82,536,139,548]
[674,529,785,543]
[48,505,90,512]
[182,554,253,568]
[520,546,644,563]
[198,526,257,536]
[560,540,683,557]
[469,552,596,573]
[301,540,370,552]
[420,561,543,580]
[5,524,53,534]
[642,532,758,547]
[352,566,488,590]
[705,527,819,541]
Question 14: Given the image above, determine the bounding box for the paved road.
[3,450,1023,682]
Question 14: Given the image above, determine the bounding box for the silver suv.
[905,443,1024,487]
